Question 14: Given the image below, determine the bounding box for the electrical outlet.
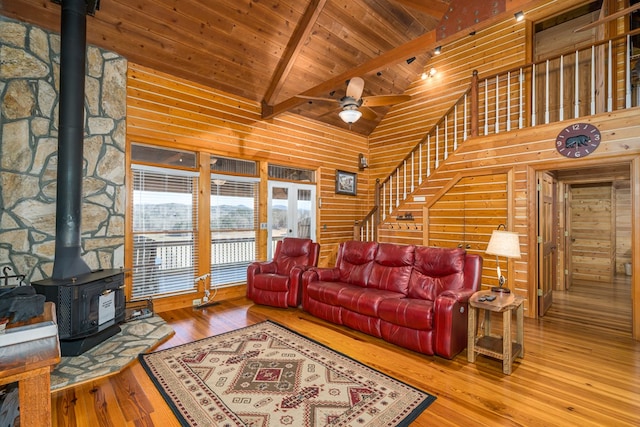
[192,298,202,306]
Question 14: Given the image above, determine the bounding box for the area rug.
[51,315,174,391]
[139,320,436,426]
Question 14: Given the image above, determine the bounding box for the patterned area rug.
[51,315,174,391]
[139,321,436,426]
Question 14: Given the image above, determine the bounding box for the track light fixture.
[421,67,437,80]
[406,57,416,64]
[434,46,442,55]
[514,11,524,22]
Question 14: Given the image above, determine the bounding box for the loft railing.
[355,30,640,240]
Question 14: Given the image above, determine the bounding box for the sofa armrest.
[246,261,277,300]
[433,254,483,359]
[462,254,483,292]
[304,267,340,282]
[433,292,471,359]
[439,288,476,303]
[301,267,341,308]
[287,265,314,307]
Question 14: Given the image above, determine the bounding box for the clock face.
[555,123,601,158]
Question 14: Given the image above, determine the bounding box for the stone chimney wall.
[0,16,126,284]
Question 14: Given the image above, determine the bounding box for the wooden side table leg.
[502,309,512,375]
[483,309,491,336]
[18,367,52,427]
[467,306,477,362]
[516,302,524,358]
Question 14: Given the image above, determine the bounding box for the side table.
[0,302,60,426]
[467,290,524,375]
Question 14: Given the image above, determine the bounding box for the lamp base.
[491,286,511,294]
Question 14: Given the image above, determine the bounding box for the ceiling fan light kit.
[297,76,410,127]
[339,108,363,124]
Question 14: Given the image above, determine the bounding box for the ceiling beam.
[262,0,328,106]
[391,0,450,18]
[262,31,436,120]
[573,3,640,32]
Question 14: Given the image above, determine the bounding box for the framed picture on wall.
[335,170,357,195]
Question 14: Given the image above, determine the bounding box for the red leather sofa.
[247,237,320,308]
[301,241,483,359]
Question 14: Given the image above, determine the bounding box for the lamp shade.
[339,109,362,124]
[486,230,521,259]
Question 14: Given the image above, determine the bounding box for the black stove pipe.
[52,0,92,280]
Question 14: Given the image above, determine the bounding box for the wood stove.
[33,269,125,356]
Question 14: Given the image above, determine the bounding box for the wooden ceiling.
[2,0,547,135]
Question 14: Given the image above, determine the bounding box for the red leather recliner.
[247,237,320,308]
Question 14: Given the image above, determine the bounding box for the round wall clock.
[555,123,601,158]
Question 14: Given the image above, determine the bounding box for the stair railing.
[367,30,640,229]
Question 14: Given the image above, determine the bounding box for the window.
[268,164,315,182]
[210,173,259,287]
[132,165,199,298]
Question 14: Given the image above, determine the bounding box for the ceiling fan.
[296,77,411,125]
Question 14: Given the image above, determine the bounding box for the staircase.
[355,31,640,241]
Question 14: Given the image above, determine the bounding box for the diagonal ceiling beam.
[262,31,436,120]
[391,0,450,18]
[262,0,556,121]
[262,0,328,106]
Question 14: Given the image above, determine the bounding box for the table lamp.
[485,224,521,293]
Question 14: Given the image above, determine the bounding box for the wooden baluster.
[559,55,564,122]
[470,70,479,137]
[574,50,579,119]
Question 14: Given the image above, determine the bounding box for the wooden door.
[568,183,613,282]
[538,172,557,316]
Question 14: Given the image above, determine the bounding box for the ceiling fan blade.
[295,95,338,103]
[359,106,377,121]
[346,77,365,99]
[362,94,411,107]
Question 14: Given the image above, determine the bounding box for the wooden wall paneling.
[569,183,613,283]
[614,180,632,273]
[126,63,369,307]
[633,157,640,339]
[422,173,509,293]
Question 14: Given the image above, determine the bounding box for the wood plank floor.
[51,278,640,426]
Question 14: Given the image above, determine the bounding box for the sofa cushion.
[337,286,404,317]
[407,246,466,300]
[275,238,315,276]
[378,298,435,330]
[305,281,349,306]
[367,243,414,294]
[337,241,378,287]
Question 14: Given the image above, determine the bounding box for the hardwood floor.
[51,283,640,426]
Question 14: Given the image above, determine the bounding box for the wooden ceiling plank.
[263,30,436,119]
[263,0,328,105]
[265,0,556,121]
[391,0,450,18]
